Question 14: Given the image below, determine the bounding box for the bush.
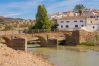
[4,25,14,30]
[80,42,96,46]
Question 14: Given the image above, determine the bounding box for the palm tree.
[74,4,85,16]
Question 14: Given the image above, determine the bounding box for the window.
[61,25,63,28]
[93,26,95,29]
[90,21,92,23]
[61,21,64,23]
[75,25,78,28]
[90,16,93,18]
[65,25,69,28]
[74,21,77,22]
[80,20,83,22]
[66,21,70,22]
[81,25,84,27]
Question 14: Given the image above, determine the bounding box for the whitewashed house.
[49,11,77,19]
[57,16,86,31]
[49,12,67,19]
[82,15,99,32]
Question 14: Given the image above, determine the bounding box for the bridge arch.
[27,34,48,47]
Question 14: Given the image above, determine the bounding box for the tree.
[0,18,4,22]
[34,4,52,31]
[4,25,14,30]
[51,23,58,31]
[74,4,85,16]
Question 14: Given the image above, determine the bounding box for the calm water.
[28,45,99,66]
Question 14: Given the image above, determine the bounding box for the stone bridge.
[0,31,79,51]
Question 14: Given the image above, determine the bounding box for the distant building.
[52,9,99,32]
[66,11,78,17]
[82,15,99,32]
[49,12,67,19]
[49,9,99,20]
[82,9,99,17]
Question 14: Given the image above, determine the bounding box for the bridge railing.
[0,28,80,36]
[23,29,59,34]
[23,28,80,34]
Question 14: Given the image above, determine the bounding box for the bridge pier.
[3,36,27,51]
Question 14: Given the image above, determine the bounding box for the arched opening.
[27,36,47,48]
[27,39,41,48]
[58,40,66,45]
[93,26,95,29]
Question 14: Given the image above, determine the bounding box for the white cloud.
[47,0,82,10]
[0,0,41,17]
[47,0,83,13]
[1,0,40,10]
[4,13,21,17]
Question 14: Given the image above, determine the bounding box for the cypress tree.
[34,4,51,30]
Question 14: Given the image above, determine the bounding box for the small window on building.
[61,21,64,23]
[81,25,84,27]
[80,20,83,22]
[90,16,93,18]
[66,21,70,22]
[61,25,63,28]
[65,25,69,28]
[90,21,92,23]
[93,26,95,29]
[75,25,78,28]
[74,21,77,22]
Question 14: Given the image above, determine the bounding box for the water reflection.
[28,45,99,66]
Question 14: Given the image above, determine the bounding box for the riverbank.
[0,44,54,66]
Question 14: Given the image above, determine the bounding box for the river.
[28,45,99,66]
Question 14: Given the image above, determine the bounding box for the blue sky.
[0,0,99,19]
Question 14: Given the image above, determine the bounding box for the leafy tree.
[4,25,14,30]
[51,23,59,31]
[0,19,4,22]
[34,4,52,30]
[74,4,85,16]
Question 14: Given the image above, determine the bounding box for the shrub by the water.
[80,42,96,46]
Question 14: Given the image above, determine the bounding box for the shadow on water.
[58,40,66,45]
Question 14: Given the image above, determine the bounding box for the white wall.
[57,19,86,31]
[82,17,99,32]
[82,25,99,32]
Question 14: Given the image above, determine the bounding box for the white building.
[82,15,99,32]
[57,16,86,31]
[49,12,67,19]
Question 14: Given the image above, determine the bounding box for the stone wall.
[64,31,79,45]
[79,30,99,45]
[11,38,27,51]
[47,39,57,47]
[3,37,27,51]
